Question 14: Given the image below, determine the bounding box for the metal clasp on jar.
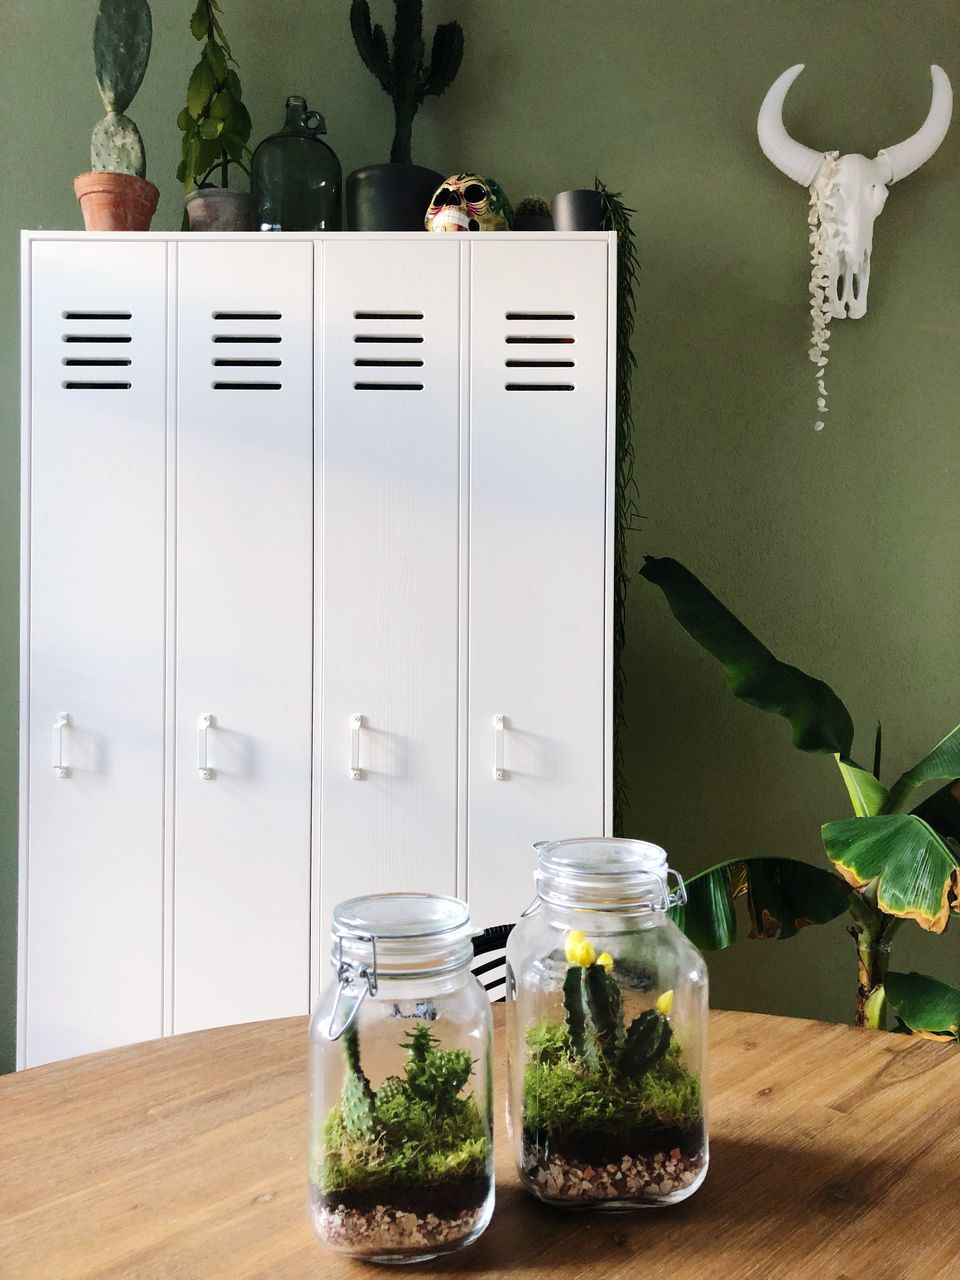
[326,932,378,1041]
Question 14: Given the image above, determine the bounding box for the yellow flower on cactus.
[564,930,596,967]
[597,952,614,973]
[656,988,674,1016]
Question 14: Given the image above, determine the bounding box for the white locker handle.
[53,712,70,779]
[494,714,506,781]
[198,713,215,780]
[350,714,364,780]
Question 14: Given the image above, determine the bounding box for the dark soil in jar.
[311,1170,491,1218]
[523,1116,705,1167]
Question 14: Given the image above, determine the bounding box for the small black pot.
[513,213,554,232]
[552,189,606,232]
[347,163,443,231]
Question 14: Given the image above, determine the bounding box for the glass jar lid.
[331,892,474,979]
[532,837,686,913]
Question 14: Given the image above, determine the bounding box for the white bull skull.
[758,64,953,318]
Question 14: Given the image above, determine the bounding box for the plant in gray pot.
[513,196,554,232]
[552,187,606,231]
[347,0,464,231]
[178,0,253,231]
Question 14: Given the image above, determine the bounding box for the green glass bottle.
[251,96,342,231]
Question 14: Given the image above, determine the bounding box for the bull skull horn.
[756,64,825,187]
[878,65,953,183]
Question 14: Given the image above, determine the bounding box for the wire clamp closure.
[326,932,378,1040]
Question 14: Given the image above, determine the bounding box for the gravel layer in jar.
[312,1190,490,1257]
[522,1143,706,1204]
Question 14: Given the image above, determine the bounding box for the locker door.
[318,239,461,930]
[174,241,314,1033]
[23,239,167,1066]
[467,239,611,928]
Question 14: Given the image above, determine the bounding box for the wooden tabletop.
[2,1006,959,1279]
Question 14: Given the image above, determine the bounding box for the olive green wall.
[1,1,957,1069]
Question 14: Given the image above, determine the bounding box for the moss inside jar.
[312,1020,492,1257]
[520,933,705,1205]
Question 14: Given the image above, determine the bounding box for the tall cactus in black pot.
[346,0,465,230]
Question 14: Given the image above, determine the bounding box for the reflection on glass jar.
[309,893,493,1263]
[506,838,708,1209]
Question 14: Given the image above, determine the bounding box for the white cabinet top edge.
[21,229,617,244]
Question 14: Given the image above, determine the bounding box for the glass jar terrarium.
[309,894,494,1263]
[506,838,708,1209]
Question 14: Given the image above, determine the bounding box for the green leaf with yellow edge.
[822,814,960,932]
[639,556,854,756]
[886,971,960,1040]
[670,857,850,952]
[836,756,888,817]
[884,724,960,814]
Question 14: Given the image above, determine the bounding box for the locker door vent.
[61,316,134,388]
[352,311,425,390]
[504,313,576,389]
[211,313,284,389]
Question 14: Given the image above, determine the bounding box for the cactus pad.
[91,112,146,177]
[94,0,152,115]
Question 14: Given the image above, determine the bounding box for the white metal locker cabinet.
[21,239,167,1066]
[173,240,314,1033]
[317,238,461,931]
[466,238,612,927]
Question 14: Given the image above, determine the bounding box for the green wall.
[1,1,957,1069]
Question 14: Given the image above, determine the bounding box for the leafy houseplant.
[520,933,704,1205]
[74,0,159,231]
[178,0,252,231]
[311,1021,492,1255]
[641,555,960,1038]
[346,0,464,230]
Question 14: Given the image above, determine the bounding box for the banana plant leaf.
[885,971,960,1040]
[822,814,960,932]
[639,557,854,757]
[912,779,960,842]
[670,857,851,952]
[884,724,960,814]
[836,756,888,817]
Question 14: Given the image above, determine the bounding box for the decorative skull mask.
[425,173,514,232]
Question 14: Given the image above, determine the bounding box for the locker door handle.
[53,712,70,779]
[350,714,364,780]
[494,714,507,781]
[198,713,215,780]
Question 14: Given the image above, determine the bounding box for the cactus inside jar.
[75,0,158,230]
[520,932,706,1206]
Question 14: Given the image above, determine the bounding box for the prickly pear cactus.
[91,113,146,177]
[90,0,152,176]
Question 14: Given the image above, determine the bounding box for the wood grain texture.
[2,1007,958,1279]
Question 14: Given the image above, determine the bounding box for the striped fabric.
[470,922,515,1003]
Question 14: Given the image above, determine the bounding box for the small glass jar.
[506,838,708,1209]
[250,95,342,231]
[309,894,494,1263]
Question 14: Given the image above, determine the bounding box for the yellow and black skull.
[425,173,514,232]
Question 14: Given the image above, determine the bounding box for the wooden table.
[2,1006,958,1279]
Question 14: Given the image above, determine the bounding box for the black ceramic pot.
[551,189,606,232]
[346,163,443,231]
[513,213,554,232]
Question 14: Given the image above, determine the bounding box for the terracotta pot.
[184,187,253,232]
[74,171,159,231]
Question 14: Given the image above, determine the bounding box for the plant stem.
[391,106,413,165]
[848,895,901,1030]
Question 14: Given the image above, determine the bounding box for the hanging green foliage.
[594,179,642,835]
[176,0,251,192]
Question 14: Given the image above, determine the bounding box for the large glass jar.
[309,894,494,1263]
[251,95,342,231]
[506,838,708,1209]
